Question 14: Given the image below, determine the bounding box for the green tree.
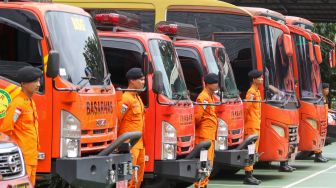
[313,23,336,108]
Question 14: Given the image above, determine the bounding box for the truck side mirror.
[153,71,163,94]
[264,69,270,90]
[314,44,323,64]
[218,72,225,91]
[308,42,315,63]
[283,34,293,57]
[46,50,60,79]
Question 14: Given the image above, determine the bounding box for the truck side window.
[101,38,149,106]
[176,47,204,101]
[0,9,44,93]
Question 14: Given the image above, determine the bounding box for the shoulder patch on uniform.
[13,108,22,123]
[202,100,208,109]
[121,104,128,114]
[249,94,254,101]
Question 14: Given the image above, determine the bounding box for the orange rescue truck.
[0,1,141,187]
[0,133,32,188]
[237,7,300,164]
[156,21,258,174]
[285,17,328,155]
[95,13,211,188]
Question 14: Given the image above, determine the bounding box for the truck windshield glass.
[312,42,323,96]
[46,12,108,86]
[203,47,238,97]
[258,25,296,102]
[294,35,317,99]
[148,39,188,100]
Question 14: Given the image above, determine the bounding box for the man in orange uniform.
[194,73,218,188]
[313,83,330,163]
[243,69,262,185]
[0,66,42,185]
[117,68,145,188]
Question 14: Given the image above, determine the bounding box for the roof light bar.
[94,12,141,31]
[155,21,198,40]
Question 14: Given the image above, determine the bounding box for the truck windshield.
[203,47,238,98]
[258,25,296,102]
[148,39,188,100]
[46,12,108,86]
[312,42,323,97]
[294,34,318,99]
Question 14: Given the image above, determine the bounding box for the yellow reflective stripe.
[4,84,16,93]
[44,55,48,72]
[10,87,21,99]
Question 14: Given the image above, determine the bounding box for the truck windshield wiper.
[76,76,97,89]
[314,93,324,104]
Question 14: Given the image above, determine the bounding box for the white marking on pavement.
[209,184,281,187]
[283,163,336,188]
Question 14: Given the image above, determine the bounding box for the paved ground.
[201,143,336,188]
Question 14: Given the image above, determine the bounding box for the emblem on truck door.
[96,119,107,127]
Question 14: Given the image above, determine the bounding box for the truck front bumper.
[214,149,258,168]
[154,159,211,183]
[56,153,132,187]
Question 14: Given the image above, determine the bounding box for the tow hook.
[133,165,140,186]
[108,169,116,184]
[197,161,211,188]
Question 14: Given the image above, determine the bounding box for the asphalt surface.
[198,143,336,188]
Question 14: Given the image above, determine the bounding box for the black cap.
[204,73,218,84]
[17,66,42,83]
[126,68,144,80]
[248,69,263,79]
[322,83,329,89]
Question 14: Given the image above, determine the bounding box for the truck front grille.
[320,120,327,137]
[288,126,298,145]
[230,129,241,135]
[0,147,24,180]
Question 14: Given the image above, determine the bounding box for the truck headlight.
[272,124,285,137]
[60,110,81,158]
[306,118,318,129]
[215,118,228,151]
[162,121,177,160]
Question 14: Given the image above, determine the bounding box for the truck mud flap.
[154,159,210,183]
[56,153,132,187]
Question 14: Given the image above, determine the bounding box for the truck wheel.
[142,178,174,188]
[295,151,314,160]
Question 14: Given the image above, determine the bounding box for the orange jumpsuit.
[117,92,145,188]
[194,89,217,188]
[244,85,261,172]
[0,91,39,185]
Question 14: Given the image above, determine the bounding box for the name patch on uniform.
[13,108,22,123]
[121,104,128,114]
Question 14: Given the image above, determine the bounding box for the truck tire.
[142,178,174,188]
[295,151,314,160]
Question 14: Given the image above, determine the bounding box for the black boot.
[314,153,329,163]
[279,161,295,172]
[244,171,261,185]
